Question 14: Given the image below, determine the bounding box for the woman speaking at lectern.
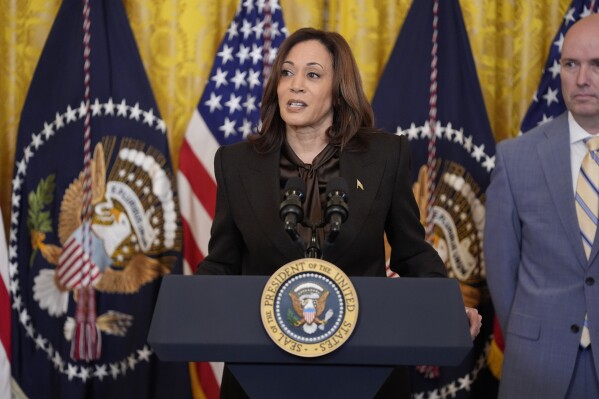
[195,27,482,398]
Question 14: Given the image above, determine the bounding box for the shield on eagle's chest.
[304,305,315,324]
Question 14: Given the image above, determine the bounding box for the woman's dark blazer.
[197,131,446,278]
[196,132,447,398]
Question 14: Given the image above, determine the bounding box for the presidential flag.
[372,0,497,397]
[177,1,287,396]
[520,0,598,133]
[0,207,10,399]
[9,0,190,397]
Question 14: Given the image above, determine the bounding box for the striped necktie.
[575,136,599,348]
[576,136,599,259]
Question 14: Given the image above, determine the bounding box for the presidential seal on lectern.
[260,258,359,357]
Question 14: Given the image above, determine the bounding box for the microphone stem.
[305,223,322,259]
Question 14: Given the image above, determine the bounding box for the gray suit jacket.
[485,113,599,398]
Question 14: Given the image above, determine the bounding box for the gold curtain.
[0,0,572,233]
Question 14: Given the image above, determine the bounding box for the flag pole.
[425,0,439,242]
[72,0,101,361]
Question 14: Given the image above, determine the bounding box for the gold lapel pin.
[357,179,364,190]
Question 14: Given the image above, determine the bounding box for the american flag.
[177,1,287,396]
[520,0,598,134]
[0,206,9,399]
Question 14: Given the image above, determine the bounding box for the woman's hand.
[465,307,482,340]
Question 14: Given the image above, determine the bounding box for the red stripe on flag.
[1,205,11,363]
[179,139,217,219]
[195,362,220,399]
[59,237,80,269]
[0,277,10,362]
[57,250,82,279]
[182,217,205,274]
[60,252,85,287]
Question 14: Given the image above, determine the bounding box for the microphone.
[279,177,306,242]
[324,177,349,243]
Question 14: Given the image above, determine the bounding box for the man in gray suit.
[485,13,599,399]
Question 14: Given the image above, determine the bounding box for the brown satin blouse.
[280,140,340,249]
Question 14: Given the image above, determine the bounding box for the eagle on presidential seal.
[29,136,180,338]
[289,282,334,334]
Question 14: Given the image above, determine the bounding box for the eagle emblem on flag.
[9,0,192,392]
[411,159,487,283]
[28,135,179,338]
